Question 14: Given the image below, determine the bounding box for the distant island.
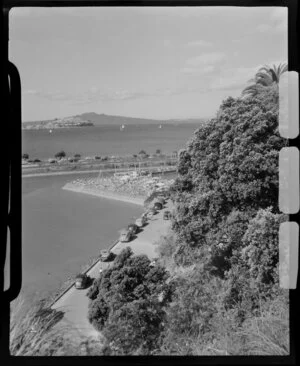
[22,115,94,130]
[22,112,209,130]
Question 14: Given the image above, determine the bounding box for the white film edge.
[279,71,299,289]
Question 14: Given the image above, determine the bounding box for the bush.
[22,153,29,160]
[87,247,173,354]
[160,267,222,352]
[54,150,66,159]
[170,93,284,262]
[9,296,103,356]
[74,153,81,158]
[241,208,286,291]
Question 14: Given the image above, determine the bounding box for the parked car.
[75,274,89,289]
[154,202,163,211]
[146,208,157,219]
[135,215,147,228]
[99,249,114,262]
[119,230,132,242]
[157,196,166,205]
[163,210,172,220]
[127,223,139,235]
[149,259,158,267]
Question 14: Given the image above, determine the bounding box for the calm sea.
[17,123,194,305]
[22,123,200,159]
[20,172,144,303]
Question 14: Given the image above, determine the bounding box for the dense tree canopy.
[171,90,285,264]
[87,247,173,355]
[85,72,288,356]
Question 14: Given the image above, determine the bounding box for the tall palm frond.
[242,62,287,98]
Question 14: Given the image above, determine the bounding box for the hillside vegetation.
[86,66,289,355]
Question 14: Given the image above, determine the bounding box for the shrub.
[54,150,66,159]
[241,208,287,291]
[22,153,29,160]
[87,247,173,354]
[9,296,103,356]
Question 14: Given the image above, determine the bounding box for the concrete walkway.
[51,200,173,339]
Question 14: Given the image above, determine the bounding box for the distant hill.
[79,112,208,126]
[22,112,209,129]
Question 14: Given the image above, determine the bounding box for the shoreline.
[22,169,101,178]
[62,182,145,206]
[22,166,176,179]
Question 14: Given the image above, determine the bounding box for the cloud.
[181,66,215,75]
[163,39,172,47]
[186,40,212,47]
[186,52,225,66]
[181,52,225,75]
[256,7,287,34]
[209,66,259,91]
[22,86,195,105]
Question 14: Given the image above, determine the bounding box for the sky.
[9,6,287,121]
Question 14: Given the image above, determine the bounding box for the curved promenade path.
[51,200,173,340]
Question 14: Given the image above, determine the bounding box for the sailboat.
[49,129,53,134]
[120,124,125,131]
[158,124,162,129]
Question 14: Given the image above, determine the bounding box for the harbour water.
[20,172,144,303]
[22,123,200,160]
[18,123,192,305]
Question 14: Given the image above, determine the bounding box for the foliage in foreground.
[10,296,103,356]
[87,247,173,355]
[155,71,288,355]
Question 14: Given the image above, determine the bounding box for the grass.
[10,295,104,356]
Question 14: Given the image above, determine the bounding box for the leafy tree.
[54,150,66,159]
[170,91,285,266]
[177,149,192,175]
[74,153,81,158]
[87,247,172,354]
[156,149,161,155]
[22,153,29,160]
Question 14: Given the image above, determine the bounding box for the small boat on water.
[49,129,53,134]
[120,124,125,131]
[159,125,162,129]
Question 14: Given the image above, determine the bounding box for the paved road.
[51,201,173,339]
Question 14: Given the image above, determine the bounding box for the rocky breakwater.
[62,174,173,206]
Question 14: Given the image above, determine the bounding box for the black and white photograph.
[6,4,291,357]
